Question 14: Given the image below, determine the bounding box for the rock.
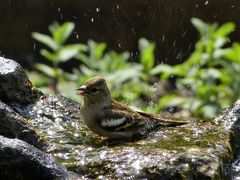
[0,135,74,180]
[0,100,45,149]
[23,93,240,179]
[0,58,45,148]
[0,58,75,179]
[0,57,42,105]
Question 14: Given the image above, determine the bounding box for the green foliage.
[139,38,155,73]
[153,18,240,117]
[30,19,240,118]
[31,22,155,104]
[72,39,154,105]
[32,22,87,92]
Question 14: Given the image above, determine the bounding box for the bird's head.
[77,76,111,104]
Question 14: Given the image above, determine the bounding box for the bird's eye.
[91,88,98,93]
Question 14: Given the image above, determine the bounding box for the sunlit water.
[14,95,240,178]
[232,157,240,180]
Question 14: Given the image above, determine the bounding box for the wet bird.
[77,76,186,139]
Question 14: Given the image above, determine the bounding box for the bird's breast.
[80,104,106,133]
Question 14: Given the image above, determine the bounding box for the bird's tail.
[136,111,189,127]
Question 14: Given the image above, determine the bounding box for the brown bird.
[77,76,186,139]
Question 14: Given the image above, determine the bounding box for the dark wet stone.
[0,135,75,180]
[0,100,45,149]
[0,59,82,180]
[0,57,42,105]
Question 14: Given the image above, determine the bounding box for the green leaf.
[49,22,60,34]
[191,18,219,41]
[139,38,155,72]
[40,49,56,62]
[224,43,240,63]
[214,38,227,49]
[202,68,222,79]
[102,51,130,72]
[191,18,208,35]
[155,94,178,110]
[76,53,90,66]
[32,32,58,50]
[150,64,175,76]
[36,63,55,78]
[219,70,232,84]
[88,40,106,59]
[213,49,228,59]
[187,99,203,111]
[214,22,235,38]
[57,44,88,62]
[52,22,75,45]
[80,65,96,76]
[106,67,141,84]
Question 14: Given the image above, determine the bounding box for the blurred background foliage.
[30,18,240,118]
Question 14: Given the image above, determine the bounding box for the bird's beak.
[76,85,88,96]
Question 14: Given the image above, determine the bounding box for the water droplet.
[73,133,80,137]
[130,52,134,57]
[98,175,105,180]
[99,150,107,159]
[132,159,141,172]
[149,101,155,107]
[162,35,165,42]
[153,82,158,89]
[47,130,55,135]
[173,40,176,47]
[204,1,208,5]
[96,8,100,12]
[168,106,174,112]
[91,18,94,22]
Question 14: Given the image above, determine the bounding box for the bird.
[77,76,187,139]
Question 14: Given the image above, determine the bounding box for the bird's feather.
[96,100,146,131]
[136,110,188,126]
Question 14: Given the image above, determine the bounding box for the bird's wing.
[136,110,188,126]
[95,100,146,132]
[110,99,136,112]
